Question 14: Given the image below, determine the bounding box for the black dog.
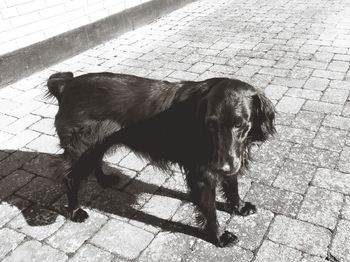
[47,71,275,247]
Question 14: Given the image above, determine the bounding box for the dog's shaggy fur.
[47,71,275,247]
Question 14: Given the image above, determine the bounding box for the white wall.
[0,0,152,55]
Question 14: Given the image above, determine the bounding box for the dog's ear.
[197,97,208,120]
[249,92,276,142]
[197,97,221,134]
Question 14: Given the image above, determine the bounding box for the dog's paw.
[218,231,238,247]
[233,201,257,216]
[70,208,89,222]
[207,230,238,247]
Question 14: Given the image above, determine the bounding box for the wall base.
[0,0,196,88]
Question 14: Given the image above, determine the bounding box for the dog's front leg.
[222,175,256,216]
[188,170,237,247]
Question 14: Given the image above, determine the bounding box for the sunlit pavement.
[0,0,350,261]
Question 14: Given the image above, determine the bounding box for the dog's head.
[198,79,276,175]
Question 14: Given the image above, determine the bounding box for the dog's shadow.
[1,150,230,242]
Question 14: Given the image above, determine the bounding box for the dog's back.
[47,72,214,126]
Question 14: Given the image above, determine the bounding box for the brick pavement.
[1,0,350,261]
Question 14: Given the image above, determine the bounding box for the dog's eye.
[233,119,243,128]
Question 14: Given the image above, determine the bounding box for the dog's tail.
[46,72,74,103]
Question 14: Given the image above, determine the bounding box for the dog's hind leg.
[57,123,115,221]
[51,154,89,222]
[92,121,121,188]
[60,147,94,222]
[222,175,256,216]
[84,144,120,188]
[94,161,119,188]
[187,169,238,247]
[63,170,89,222]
